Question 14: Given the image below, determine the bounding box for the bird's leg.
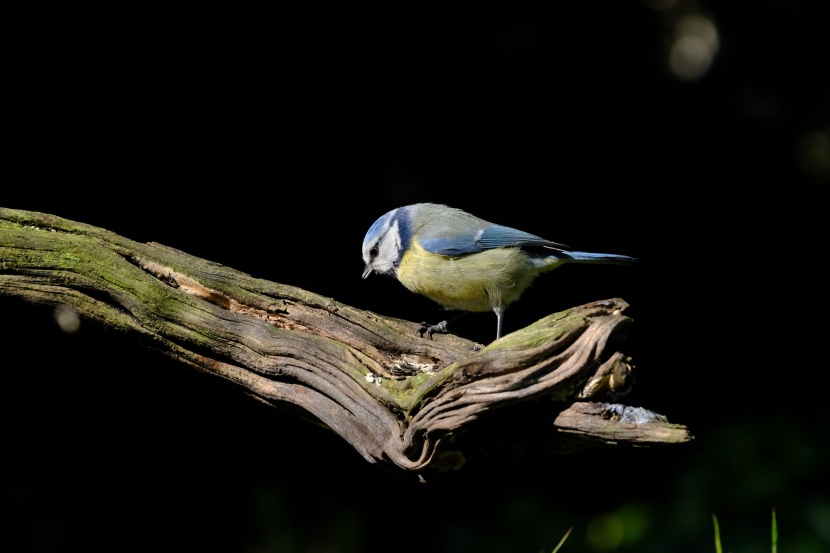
[417,312,465,340]
[494,305,505,340]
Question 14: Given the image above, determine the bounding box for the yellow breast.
[397,241,546,312]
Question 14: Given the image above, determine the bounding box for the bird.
[361,203,636,342]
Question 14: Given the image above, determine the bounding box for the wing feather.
[419,225,568,256]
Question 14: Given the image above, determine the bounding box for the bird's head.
[362,207,409,278]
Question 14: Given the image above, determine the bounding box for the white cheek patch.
[391,219,401,250]
[380,220,399,258]
[373,219,403,273]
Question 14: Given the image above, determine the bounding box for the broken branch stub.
[0,208,692,477]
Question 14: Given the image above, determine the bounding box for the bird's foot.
[417,320,449,340]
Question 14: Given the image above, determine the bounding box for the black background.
[3,3,829,552]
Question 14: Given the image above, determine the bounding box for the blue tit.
[361,203,636,341]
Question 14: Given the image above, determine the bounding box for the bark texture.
[0,208,692,477]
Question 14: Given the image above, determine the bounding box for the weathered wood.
[0,208,692,477]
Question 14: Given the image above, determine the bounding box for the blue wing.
[419,225,568,256]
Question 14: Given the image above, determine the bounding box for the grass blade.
[771,508,778,553]
[552,526,573,553]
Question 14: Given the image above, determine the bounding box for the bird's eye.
[370,247,378,258]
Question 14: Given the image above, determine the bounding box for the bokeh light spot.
[53,305,81,334]
[669,14,719,80]
[586,512,625,551]
[795,130,830,184]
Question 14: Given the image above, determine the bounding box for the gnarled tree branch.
[0,208,692,477]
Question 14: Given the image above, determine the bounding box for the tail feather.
[558,251,637,264]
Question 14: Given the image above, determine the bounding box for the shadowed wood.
[0,208,692,478]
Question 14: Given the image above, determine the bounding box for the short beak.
[362,265,372,279]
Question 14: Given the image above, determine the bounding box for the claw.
[417,320,449,340]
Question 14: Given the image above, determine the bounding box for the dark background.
[3,2,828,552]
